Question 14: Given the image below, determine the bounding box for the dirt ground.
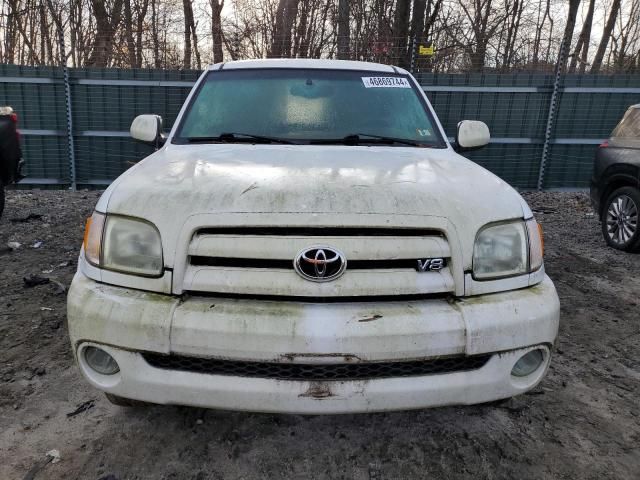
[0,190,639,480]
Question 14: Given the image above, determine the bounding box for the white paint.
[215,58,396,72]
[130,114,161,143]
[68,59,561,413]
[457,120,490,149]
[75,341,553,414]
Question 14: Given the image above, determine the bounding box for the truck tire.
[601,186,640,252]
[0,180,5,219]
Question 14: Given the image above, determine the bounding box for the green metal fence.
[1,63,639,190]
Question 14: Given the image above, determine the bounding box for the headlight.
[473,218,544,280]
[83,212,163,277]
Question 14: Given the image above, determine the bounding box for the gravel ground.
[0,190,639,480]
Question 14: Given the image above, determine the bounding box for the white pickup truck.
[68,59,559,413]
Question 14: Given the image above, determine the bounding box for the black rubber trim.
[190,256,447,270]
[183,291,451,303]
[142,352,492,381]
[195,227,443,237]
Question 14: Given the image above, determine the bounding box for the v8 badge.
[416,258,445,272]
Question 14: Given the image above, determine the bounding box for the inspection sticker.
[362,77,411,88]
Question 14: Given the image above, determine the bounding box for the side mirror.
[454,120,490,152]
[130,114,165,148]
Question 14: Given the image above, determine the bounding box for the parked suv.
[0,106,23,218]
[590,105,640,252]
[68,59,560,413]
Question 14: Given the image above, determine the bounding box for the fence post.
[233,31,240,60]
[409,36,416,73]
[56,26,76,191]
[538,39,568,191]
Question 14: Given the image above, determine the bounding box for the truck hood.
[99,144,528,267]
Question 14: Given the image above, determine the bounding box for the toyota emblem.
[294,246,347,282]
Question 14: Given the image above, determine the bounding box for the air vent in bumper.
[142,353,491,381]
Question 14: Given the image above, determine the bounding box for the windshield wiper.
[311,134,426,147]
[185,132,298,145]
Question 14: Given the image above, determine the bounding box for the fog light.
[84,346,120,375]
[511,349,544,377]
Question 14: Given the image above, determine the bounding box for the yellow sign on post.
[419,45,434,56]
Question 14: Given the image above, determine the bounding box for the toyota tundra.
[67,59,560,413]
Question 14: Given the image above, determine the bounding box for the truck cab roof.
[208,58,409,74]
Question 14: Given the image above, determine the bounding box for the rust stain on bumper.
[299,382,335,399]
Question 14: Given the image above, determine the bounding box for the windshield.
[174,69,445,147]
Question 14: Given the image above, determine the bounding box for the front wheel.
[0,180,5,219]
[602,186,640,252]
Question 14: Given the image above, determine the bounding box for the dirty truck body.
[68,59,560,413]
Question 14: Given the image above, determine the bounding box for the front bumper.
[68,273,560,413]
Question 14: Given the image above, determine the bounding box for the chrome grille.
[181,226,455,297]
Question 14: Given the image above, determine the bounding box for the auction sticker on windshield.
[362,77,411,88]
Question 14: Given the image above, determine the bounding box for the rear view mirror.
[454,120,490,152]
[130,114,165,148]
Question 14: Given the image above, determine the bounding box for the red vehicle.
[0,106,23,218]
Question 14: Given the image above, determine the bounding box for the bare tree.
[210,0,224,63]
[532,0,551,66]
[123,0,136,66]
[337,0,350,59]
[591,0,622,73]
[611,0,640,72]
[151,0,161,67]
[0,0,635,74]
[568,0,595,73]
[269,0,299,57]
[500,0,524,71]
[134,0,150,67]
[87,0,124,67]
[457,0,508,72]
[392,0,410,66]
[182,0,201,68]
[555,0,580,73]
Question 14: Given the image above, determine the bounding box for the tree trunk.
[293,0,309,57]
[87,0,124,67]
[39,2,53,64]
[568,0,595,73]
[392,0,410,66]
[557,0,580,74]
[8,0,40,64]
[151,0,161,67]
[192,22,201,69]
[532,0,551,66]
[4,4,17,63]
[210,0,224,63]
[501,0,523,71]
[183,0,194,68]
[469,43,487,72]
[337,0,350,59]
[269,0,299,58]
[460,0,498,73]
[591,0,621,73]
[415,0,441,72]
[123,0,136,67]
[135,0,150,68]
[409,0,426,60]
